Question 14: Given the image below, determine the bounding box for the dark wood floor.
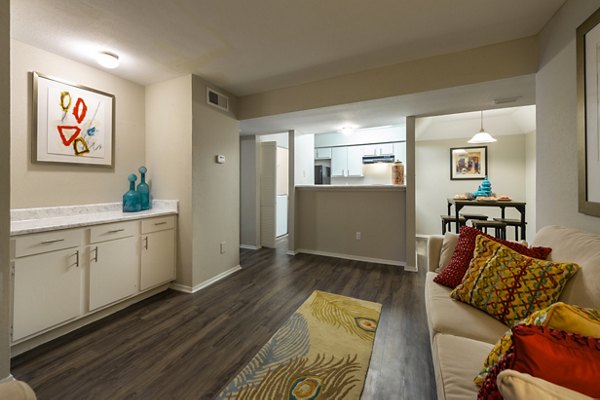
[12,240,436,399]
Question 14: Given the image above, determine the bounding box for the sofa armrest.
[0,380,36,400]
[427,235,444,272]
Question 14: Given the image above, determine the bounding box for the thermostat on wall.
[216,155,226,164]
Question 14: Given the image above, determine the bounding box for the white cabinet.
[362,143,394,156]
[140,216,176,290]
[88,221,139,311]
[11,213,177,343]
[331,146,364,177]
[12,230,84,341]
[314,147,332,160]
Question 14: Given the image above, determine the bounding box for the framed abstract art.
[450,146,487,180]
[33,72,115,167]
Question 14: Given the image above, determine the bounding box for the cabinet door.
[13,248,82,341]
[347,146,364,177]
[89,236,139,311]
[330,147,347,177]
[314,147,332,160]
[378,143,395,155]
[141,229,176,290]
[361,145,377,156]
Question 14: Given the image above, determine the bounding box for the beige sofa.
[425,225,600,400]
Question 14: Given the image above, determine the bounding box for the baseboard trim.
[286,250,297,256]
[240,244,260,250]
[170,265,242,294]
[404,265,419,272]
[295,249,405,267]
[0,375,14,383]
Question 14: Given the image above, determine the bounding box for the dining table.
[446,197,527,240]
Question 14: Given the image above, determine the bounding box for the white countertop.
[295,184,406,191]
[11,200,178,236]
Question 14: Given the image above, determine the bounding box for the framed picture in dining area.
[450,146,487,180]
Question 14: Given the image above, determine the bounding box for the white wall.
[145,75,193,285]
[536,0,600,234]
[11,40,146,208]
[416,135,529,236]
[240,136,259,248]
[0,0,10,380]
[191,75,240,286]
[525,131,537,239]
[294,134,315,185]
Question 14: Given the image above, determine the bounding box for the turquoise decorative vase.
[473,176,492,198]
[137,166,150,210]
[123,174,141,212]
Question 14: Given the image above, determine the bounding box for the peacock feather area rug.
[217,290,382,400]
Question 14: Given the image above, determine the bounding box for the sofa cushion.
[479,326,600,399]
[497,370,593,400]
[433,334,493,400]
[433,226,552,289]
[425,272,508,344]
[476,302,600,386]
[437,232,458,272]
[533,225,600,310]
[450,235,579,327]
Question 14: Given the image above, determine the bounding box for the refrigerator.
[314,165,331,185]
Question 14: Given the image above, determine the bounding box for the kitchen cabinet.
[140,216,176,290]
[362,143,395,156]
[331,146,364,177]
[394,141,406,164]
[314,147,332,160]
[88,221,139,311]
[11,213,177,343]
[12,229,84,341]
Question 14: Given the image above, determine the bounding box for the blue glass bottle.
[123,174,141,212]
[137,166,150,210]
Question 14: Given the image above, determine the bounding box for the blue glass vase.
[137,166,150,210]
[123,174,141,212]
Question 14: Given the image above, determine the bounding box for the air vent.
[207,88,229,112]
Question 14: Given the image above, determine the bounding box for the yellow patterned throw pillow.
[474,302,600,386]
[450,235,579,327]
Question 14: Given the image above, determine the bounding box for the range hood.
[362,155,395,164]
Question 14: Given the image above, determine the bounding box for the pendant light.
[468,110,497,144]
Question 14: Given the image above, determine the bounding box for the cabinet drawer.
[90,221,138,243]
[14,229,83,258]
[141,216,176,234]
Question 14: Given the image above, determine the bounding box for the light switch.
[216,155,226,164]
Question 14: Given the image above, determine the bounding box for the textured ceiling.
[11,0,565,96]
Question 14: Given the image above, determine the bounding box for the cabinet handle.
[144,236,148,250]
[92,246,98,262]
[75,250,80,267]
[108,228,125,234]
[154,222,167,226]
[41,238,64,244]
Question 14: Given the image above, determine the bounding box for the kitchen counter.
[295,184,405,192]
[11,200,178,235]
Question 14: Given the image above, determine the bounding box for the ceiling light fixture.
[96,51,120,69]
[339,125,358,135]
[468,110,497,144]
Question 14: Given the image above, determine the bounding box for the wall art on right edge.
[577,7,600,217]
[450,146,487,180]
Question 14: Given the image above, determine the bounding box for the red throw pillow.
[479,325,600,399]
[433,226,552,288]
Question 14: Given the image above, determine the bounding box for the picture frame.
[577,8,600,217]
[450,146,487,180]
[33,72,115,167]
